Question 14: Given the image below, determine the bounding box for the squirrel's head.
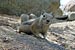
[41,12,54,25]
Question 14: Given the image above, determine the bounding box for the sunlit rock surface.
[64,0,75,12]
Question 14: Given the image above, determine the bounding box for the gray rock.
[0,26,65,50]
[49,21,75,50]
[67,12,75,20]
[0,0,60,16]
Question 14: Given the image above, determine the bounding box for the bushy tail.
[20,14,29,23]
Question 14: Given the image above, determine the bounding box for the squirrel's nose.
[46,20,50,22]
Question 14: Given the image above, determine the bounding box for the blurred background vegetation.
[0,0,61,16]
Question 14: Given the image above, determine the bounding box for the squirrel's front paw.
[38,34,45,38]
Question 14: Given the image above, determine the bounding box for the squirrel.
[18,12,54,39]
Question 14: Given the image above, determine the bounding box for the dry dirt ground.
[0,14,75,50]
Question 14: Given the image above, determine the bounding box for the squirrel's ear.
[50,12,53,15]
[50,12,54,17]
[41,10,46,15]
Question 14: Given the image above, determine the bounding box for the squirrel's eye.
[43,15,45,17]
